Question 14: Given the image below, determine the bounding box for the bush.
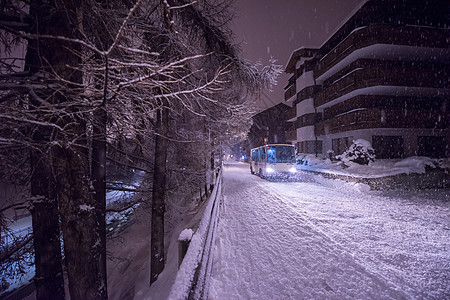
[338,139,375,165]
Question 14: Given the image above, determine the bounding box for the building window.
[418,136,445,158]
[372,135,404,159]
[331,137,353,155]
[302,140,322,154]
[315,140,323,154]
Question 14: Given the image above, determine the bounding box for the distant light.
[266,167,275,173]
[289,167,297,173]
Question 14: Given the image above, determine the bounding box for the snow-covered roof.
[284,47,318,74]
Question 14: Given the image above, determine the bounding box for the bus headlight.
[289,167,297,173]
[266,167,275,173]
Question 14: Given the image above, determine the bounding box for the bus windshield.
[267,146,295,163]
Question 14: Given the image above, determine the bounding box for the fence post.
[178,229,194,268]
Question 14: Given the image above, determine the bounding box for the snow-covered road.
[209,163,450,299]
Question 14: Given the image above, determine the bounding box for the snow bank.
[393,156,437,174]
[297,154,448,179]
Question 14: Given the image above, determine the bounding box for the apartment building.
[284,0,449,158]
[248,103,290,149]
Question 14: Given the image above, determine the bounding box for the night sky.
[231,0,366,111]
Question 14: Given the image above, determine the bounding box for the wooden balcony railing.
[315,108,448,135]
[314,63,449,108]
[315,24,449,80]
[284,83,296,101]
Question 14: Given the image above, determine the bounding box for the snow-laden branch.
[19,32,101,55]
[169,1,198,10]
[0,114,64,131]
[114,53,213,90]
[106,0,144,56]
[117,45,159,56]
[153,66,227,101]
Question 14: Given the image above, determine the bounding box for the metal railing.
[168,167,223,300]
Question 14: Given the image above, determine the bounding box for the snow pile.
[393,156,438,174]
[296,154,324,166]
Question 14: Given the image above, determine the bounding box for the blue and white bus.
[250,144,296,178]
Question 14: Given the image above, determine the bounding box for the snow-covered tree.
[0,0,281,296]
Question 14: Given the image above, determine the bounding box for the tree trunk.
[25,3,65,298]
[92,105,107,289]
[25,1,108,298]
[30,149,65,300]
[55,146,108,299]
[150,106,169,284]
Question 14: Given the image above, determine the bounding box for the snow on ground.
[208,163,449,299]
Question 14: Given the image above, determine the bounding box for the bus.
[250,144,296,178]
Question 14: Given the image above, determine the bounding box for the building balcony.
[294,113,322,129]
[314,62,449,109]
[315,108,447,136]
[285,130,297,141]
[286,106,297,122]
[295,85,320,104]
[284,83,296,102]
[315,24,449,82]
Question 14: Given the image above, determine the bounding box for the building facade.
[248,103,290,149]
[284,0,449,158]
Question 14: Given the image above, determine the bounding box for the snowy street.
[209,163,450,299]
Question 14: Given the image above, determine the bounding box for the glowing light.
[266,167,275,173]
[289,167,297,173]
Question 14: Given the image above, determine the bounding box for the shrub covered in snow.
[338,139,375,165]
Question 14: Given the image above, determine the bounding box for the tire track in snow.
[261,177,450,298]
[209,164,408,300]
[255,180,410,297]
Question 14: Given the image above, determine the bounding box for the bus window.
[258,148,265,160]
[276,146,295,163]
[267,147,276,163]
[252,149,258,162]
